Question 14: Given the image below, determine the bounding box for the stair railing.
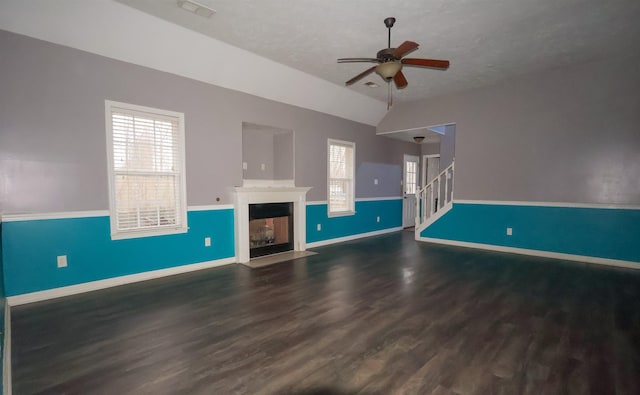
[415,161,455,228]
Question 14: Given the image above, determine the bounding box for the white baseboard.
[7,257,236,306]
[3,302,11,395]
[418,236,640,270]
[307,227,403,249]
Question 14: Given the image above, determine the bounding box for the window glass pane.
[329,179,349,211]
[112,112,178,173]
[406,161,417,194]
[329,145,346,178]
[115,174,178,230]
[328,140,355,214]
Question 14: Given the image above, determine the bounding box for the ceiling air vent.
[364,81,380,88]
[177,0,216,18]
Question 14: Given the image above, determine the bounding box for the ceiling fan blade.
[393,41,419,58]
[402,58,450,69]
[337,58,380,63]
[345,66,377,86]
[393,70,408,89]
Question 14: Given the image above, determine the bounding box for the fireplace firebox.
[249,202,294,258]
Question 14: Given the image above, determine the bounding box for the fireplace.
[233,184,311,264]
[249,203,294,258]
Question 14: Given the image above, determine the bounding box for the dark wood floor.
[12,232,640,394]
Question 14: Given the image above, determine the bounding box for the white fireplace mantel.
[233,185,311,263]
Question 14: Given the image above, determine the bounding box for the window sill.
[111,226,188,240]
[328,210,356,218]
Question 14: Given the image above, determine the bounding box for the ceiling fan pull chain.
[387,81,392,110]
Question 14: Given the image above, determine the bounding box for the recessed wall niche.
[242,122,294,183]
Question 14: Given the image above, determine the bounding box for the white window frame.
[105,100,188,240]
[327,138,356,217]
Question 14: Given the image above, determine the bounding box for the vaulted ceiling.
[118,0,640,103]
[1,0,639,127]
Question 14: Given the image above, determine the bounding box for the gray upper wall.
[421,143,440,157]
[378,55,640,205]
[242,124,295,180]
[242,127,276,180]
[0,30,419,213]
[273,132,294,180]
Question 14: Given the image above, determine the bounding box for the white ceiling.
[117,0,640,103]
[378,127,442,144]
[2,0,638,129]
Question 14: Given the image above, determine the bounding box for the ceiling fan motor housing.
[377,48,398,62]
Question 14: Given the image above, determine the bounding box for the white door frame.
[422,154,440,187]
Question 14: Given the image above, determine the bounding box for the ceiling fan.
[338,17,450,108]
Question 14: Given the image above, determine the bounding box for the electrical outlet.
[242,162,247,170]
[374,178,378,185]
[317,224,321,231]
[376,216,380,223]
[506,227,513,236]
[261,163,266,171]
[57,255,68,268]
[205,237,211,247]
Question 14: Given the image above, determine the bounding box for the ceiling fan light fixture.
[413,136,425,143]
[376,61,402,80]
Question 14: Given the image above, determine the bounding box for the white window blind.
[106,101,187,239]
[328,139,355,215]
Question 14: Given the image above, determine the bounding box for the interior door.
[403,155,420,228]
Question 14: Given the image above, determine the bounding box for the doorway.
[422,154,440,187]
[403,155,420,228]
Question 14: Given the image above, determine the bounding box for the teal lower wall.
[2,209,235,296]
[306,199,403,243]
[421,202,640,263]
[2,198,404,297]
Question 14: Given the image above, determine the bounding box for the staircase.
[415,161,455,234]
